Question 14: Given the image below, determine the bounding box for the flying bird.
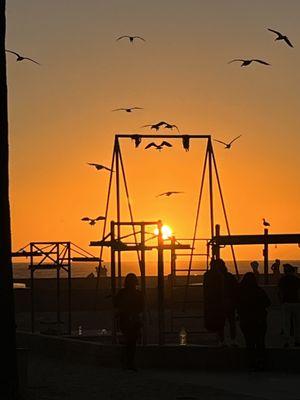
[182,135,190,151]
[157,191,184,197]
[112,107,143,113]
[267,28,293,48]
[145,141,172,151]
[228,59,270,67]
[142,121,168,131]
[5,50,40,65]
[164,123,180,132]
[81,216,105,226]
[262,218,270,227]
[87,163,112,171]
[130,134,142,148]
[116,35,145,43]
[214,135,242,149]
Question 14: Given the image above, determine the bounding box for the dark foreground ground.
[26,353,300,400]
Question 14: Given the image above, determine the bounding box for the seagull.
[116,35,145,43]
[182,135,190,151]
[144,141,172,151]
[164,123,180,132]
[130,134,142,148]
[112,107,143,113]
[214,135,242,149]
[267,28,293,48]
[228,59,270,67]
[157,191,184,197]
[87,163,112,171]
[5,50,40,65]
[142,121,168,131]
[262,218,270,227]
[81,216,105,226]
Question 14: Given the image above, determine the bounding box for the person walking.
[237,272,271,370]
[278,264,300,347]
[203,259,226,346]
[114,273,144,370]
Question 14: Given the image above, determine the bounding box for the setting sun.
[154,225,173,240]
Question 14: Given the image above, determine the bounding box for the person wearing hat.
[278,264,300,347]
[114,273,144,370]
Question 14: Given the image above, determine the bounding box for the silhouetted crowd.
[203,259,300,370]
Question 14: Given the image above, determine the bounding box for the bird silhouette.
[214,135,242,149]
[262,218,270,227]
[268,28,293,48]
[228,59,270,67]
[164,123,180,132]
[182,135,190,151]
[145,141,172,151]
[157,191,184,197]
[116,35,145,43]
[112,107,143,113]
[130,134,142,148]
[6,50,40,65]
[81,216,105,226]
[87,163,112,171]
[142,121,168,131]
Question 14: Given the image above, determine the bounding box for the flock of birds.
[7,26,293,229]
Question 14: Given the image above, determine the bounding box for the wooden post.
[115,139,122,290]
[208,139,215,239]
[157,220,165,345]
[213,224,221,259]
[263,228,269,284]
[67,243,72,335]
[110,221,117,343]
[30,243,35,333]
[140,223,147,344]
[170,235,176,332]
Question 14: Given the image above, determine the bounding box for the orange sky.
[6,0,300,264]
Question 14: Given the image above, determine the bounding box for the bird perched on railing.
[263,218,270,227]
[6,49,40,65]
[81,216,105,226]
[116,35,145,43]
[130,135,142,148]
[87,163,112,171]
[112,107,143,113]
[214,135,241,149]
[182,135,190,151]
[145,141,172,151]
[228,59,270,67]
[157,191,184,197]
[267,28,293,48]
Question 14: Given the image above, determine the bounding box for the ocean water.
[12,260,300,279]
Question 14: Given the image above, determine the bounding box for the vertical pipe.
[263,228,269,285]
[213,224,221,259]
[68,242,72,335]
[56,244,61,326]
[140,224,147,344]
[30,243,35,333]
[170,235,176,333]
[208,138,214,239]
[157,220,165,345]
[110,221,117,343]
[115,139,122,289]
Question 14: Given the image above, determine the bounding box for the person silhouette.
[271,259,281,283]
[237,272,271,370]
[250,261,260,276]
[203,259,226,346]
[278,264,300,347]
[114,273,144,370]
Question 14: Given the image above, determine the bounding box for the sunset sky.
[6,0,300,265]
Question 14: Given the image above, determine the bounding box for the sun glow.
[154,225,173,240]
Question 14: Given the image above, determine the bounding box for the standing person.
[278,264,300,347]
[219,260,239,346]
[237,272,271,370]
[203,259,226,346]
[271,259,281,284]
[250,261,260,277]
[114,273,144,370]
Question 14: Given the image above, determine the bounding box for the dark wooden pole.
[0,1,19,396]
[157,220,165,345]
[263,228,269,285]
